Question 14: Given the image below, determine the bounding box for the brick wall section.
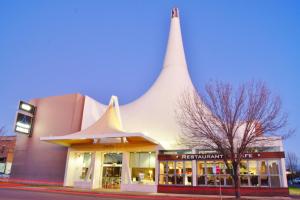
[10,94,85,184]
[0,136,16,162]
[158,185,289,197]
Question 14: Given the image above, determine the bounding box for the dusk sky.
[0,1,299,154]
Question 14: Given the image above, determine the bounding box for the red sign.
[158,151,285,161]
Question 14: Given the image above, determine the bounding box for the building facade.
[0,136,16,175]
[11,8,288,196]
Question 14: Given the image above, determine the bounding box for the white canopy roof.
[40,96,158,146]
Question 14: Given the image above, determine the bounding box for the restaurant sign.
[158,151,285,161]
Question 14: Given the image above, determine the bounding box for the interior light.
[16,122,31,129]
[21,103,32,111]
[16,126,30,134]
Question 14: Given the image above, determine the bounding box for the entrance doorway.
[101,153,122,189]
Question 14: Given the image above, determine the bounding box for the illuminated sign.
[19,101,36,114]
[158,152,285,161]
[14,113,34,135]
[14,101,36,136]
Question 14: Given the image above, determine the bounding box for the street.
[0,182,295,200]
[0,182,215,200]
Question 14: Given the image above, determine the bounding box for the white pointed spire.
[163,8,187,69]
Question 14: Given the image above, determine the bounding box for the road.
[0,182,214,200]
[0,189,118,200]
[0,182,295,200]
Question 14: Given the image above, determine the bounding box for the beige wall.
[11,94,85,183]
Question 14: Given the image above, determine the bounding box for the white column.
[192,148,197,186]
[91,152,102,189]
[280,158,288,187]
[64,149,75,186]
[121,152,131,191]
[155,150,159,185]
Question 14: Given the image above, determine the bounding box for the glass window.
[159,162,167,184]
[130,152,155,168]
[130,152,156,184]
[132,168,155,183]
[240,175,249,186]
[207,174,215,185]
[175,161,184,184]
[104,153,122,165]
[270,176,280,187]
[160,161,167,174]
[260,175,269,187]
[268,160,279,175]
[250,175,259,186]
[226,175,233,185]
[185,161,193,185]
[206,161,216,175]
[197,161,205,185]
[248,161,257,175]
[197,161,205,175]
[240,161,248,175]
[81,153,92,180]
[260,161,268,175]
[225,162,233,175]
[73,152,92,181]
[218,162,226,175]
[167,161,175,184]
[216,175,225,185]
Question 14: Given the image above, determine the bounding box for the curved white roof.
[80,8,195,149]
[43,8,195,149]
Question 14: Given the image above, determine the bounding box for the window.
[73,152,92,181]
[197,161,206,185]
[259,160,268,187]
[167,161,175,184]
[268,160,280,187]
[159,161,167,184]
[249,160,258,186]
[159,161,193,186]
[175,161,184,184]
[240,161,249,186]
[104,153,122,165]
[205,161,226,186]
[130,152,155,184]
[185,161,193,185]
[160,159,282,187]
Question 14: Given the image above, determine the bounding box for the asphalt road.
[0,188,109,200]
[0,182,295,200]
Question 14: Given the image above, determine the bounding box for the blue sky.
[0,1,299,154]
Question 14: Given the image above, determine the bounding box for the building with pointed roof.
[10,8,288,196]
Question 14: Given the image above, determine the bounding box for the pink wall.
[11,94,85,183]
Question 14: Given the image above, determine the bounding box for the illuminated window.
[159,161,193,186]
[197,161,205,185]
[130,152,155,184]
[185,161,193,185]
[268,160,281,187]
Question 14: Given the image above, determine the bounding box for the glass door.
[102,153,122,189]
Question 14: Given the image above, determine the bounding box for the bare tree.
[0,126,7,155]
[286,152,298,183]
[177,81,291,199]
[0,126,7,139]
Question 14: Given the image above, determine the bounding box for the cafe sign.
[158,151,285,161]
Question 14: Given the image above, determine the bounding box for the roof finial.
[171,7,179,18]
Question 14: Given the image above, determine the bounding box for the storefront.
[11,8,289,196]
[157,151,288,196]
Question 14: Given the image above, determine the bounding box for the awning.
[40,96,159,147]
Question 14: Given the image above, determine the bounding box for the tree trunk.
[232,164,241,199]
[233,174,240,199]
